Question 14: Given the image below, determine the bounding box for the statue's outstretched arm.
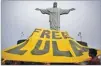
[35,8,49,14]
[60,8,75,15]
[35,8,41,11]
[70,8,75,11]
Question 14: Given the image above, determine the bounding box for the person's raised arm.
[60,8,75,15]
[35,8,49,15]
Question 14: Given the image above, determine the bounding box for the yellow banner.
[2,28,101,63]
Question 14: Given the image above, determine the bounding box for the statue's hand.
[70,8,75,11]
[35,8,40,11]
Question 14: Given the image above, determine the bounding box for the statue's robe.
[39,8,70,30]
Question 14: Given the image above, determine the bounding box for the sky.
[1,0,101,50]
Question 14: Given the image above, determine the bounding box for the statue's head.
[53,2,57,8]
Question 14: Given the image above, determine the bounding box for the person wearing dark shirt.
[88,48,100,65]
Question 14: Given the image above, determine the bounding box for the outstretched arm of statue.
[60,8,75,15]
[35,8,49,14]
[70,8,75,11]
[35,8,41,11]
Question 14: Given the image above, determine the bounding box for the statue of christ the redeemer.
[35,2,75,30]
